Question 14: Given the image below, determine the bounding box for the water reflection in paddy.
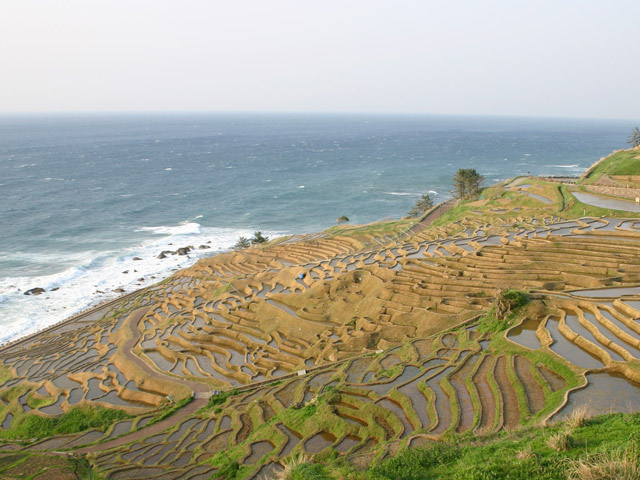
[304,431,336,453]
[585,311,640,359]
[357,365,421,395]
[507,318,541,350]
[553,373,640,421]
[572,192,640,213]
[525,191,553,204]
[545,317,604,369]
[570,286,640,298]
[564,315,624,361]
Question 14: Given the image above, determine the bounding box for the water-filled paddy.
[507,318,542,350]
[553,372,640,421]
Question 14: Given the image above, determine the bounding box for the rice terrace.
[1,148,640,479]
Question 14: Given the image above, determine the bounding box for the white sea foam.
[384,192,418,196]
[0,223,282,345]
[136,222,202,235]
[552,164,580,168]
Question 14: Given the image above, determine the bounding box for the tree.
[407,194,434,218]
[336,216,350,224]
[452,168,483,199]
[234,236,250,250]
[251,231,269,244]
[628,127,640,148]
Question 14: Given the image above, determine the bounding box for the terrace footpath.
[405,199,456,237]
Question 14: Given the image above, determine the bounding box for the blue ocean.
[0,113,633,343]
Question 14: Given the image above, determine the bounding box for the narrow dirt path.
[404,200,456,237]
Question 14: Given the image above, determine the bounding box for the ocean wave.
[551,164,580,168]
[0,225,283,344]
[384,192,419,196]
[136,222,202,235]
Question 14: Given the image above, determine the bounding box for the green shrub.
[291,462,332,480]
[215,459,240,479]
[371,444,460,479]
[478,289,529,334]
[205,389,240,410]
[2,405,130,439]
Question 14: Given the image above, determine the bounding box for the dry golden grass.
[547,430,574,452]
[273,452,311,480]
[566,447,640,480]
[515,444,536,460]
[565,405,591,429]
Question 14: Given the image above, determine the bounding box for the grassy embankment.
[0,404,130,441]
[581,148,640,184]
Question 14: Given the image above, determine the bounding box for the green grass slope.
[283,410,640,480]
[582,148,640,184]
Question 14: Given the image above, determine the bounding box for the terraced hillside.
[1,176,640,479]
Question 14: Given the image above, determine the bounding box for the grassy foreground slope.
[285,409,640,480]
[1,163,640,479]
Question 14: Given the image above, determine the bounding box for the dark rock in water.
[114,288,125,293]
[157,252,167,259]
[24,287,45,296]
[157,250,175,259]
[133,257,142,261]
[96,290,104,294]
[199,245,211,250]
[122,270,129,274]
[50,287,60,292]
[137,277,145,282]
[176,246,194,256]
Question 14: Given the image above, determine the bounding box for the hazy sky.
[2,1,638,118]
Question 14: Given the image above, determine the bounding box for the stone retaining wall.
[584,184,640,201]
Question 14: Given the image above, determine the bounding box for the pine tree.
[452,169,483,199]
[251,231,269,244]
[407,194,434,217]
[628,127,640,148]
[234,236,250,250]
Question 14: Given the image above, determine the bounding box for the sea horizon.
[2,111,639,127]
